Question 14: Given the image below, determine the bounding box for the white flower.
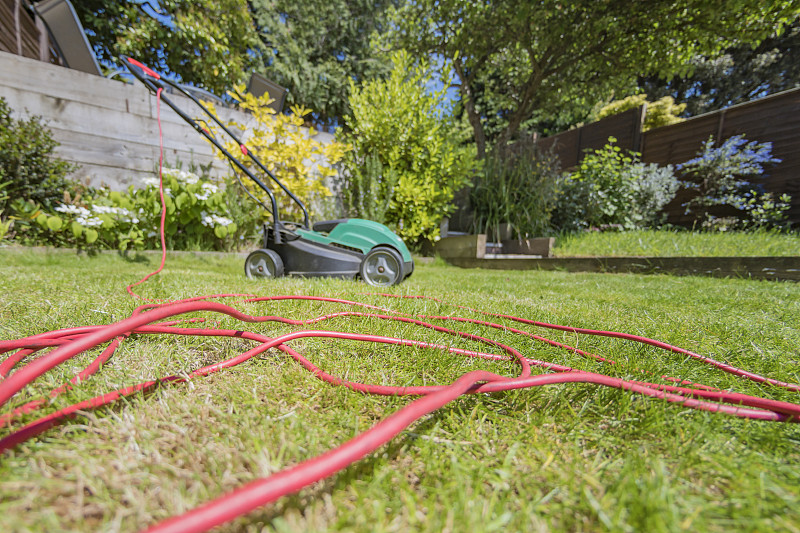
[162,168,200,184]
[55,204,91,217]
[180,171,199,184]
[142,177,160,187]
[201,183,218,194]
[76,216,103,227]
[200,213,233,228]
[91,205,119,215]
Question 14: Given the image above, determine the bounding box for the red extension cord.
[1,87,799,533]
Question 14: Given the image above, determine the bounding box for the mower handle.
[119,56,311,234]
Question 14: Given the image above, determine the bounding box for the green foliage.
[8,167,252,251]
[343,51,477,246]
[551,138,679,231]
[394,0,799,157]
[74,0,260,93]
[0,97,77,213]
[249,0,399,128]
[640,18,800,116]
[340,151,399,226]
[596,94,686,131]
[0,179,10,243]
[470,143,562,241]
[677,135,790,230]
[205,88,348,224]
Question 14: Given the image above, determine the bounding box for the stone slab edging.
[444,256,800,281]
[2,247,798,281]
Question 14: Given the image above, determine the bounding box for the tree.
[249,0,400,129]
[639,18,800,116]
[74,0,261,94]
[394,0,800,158]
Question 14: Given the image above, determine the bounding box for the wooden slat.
[0,0,41,59]
[434,234,486,259]
[0,1,18,54]
[579,106,643,157]
[0,50,332,192]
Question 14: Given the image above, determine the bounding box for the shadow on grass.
[117,250,152,264]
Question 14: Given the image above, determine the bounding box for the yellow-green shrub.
[204,88,348,223]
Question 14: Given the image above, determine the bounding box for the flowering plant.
[678,135,790,230]
[17,166,247,251]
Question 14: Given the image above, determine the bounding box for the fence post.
[715,110,727,146]
[634,103,647,152]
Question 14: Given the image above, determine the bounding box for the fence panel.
[532,106,644,170]
[579,106,644,160]
[642,88,800,225]
[536,128,580,169]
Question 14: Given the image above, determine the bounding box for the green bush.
[596,94,686,131]
[0,97,77,213]
[0,178,11,243]
[551,138,678,231]
[677,135,790,231]
[342,50,477,246]
[471,142,562,241]
[340,149,399,227]
[9,166,257,252]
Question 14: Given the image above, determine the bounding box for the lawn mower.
[121,56,413,286]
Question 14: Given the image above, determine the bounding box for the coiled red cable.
[2,82,799,533]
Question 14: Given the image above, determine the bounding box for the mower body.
[264,218,414,281]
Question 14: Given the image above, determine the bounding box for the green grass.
[1,248,800,532]
[553,229,800,257]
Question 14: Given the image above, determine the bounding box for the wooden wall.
[534,106,645,170]
[0,51,334,190]
[641,89,800,225]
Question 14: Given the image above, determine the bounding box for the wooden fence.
[641,89,800,225]
[534,106,645,170]
[0,51,334,190]
[532,88,800,225]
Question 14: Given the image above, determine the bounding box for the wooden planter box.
[434,234,554,259]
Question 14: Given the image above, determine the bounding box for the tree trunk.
[453,61,487,159]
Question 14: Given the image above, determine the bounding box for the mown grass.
[1,248,799,532]
[553,229,800,257]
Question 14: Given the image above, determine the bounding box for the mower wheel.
[245,249,284,279]
[360,246,404,287]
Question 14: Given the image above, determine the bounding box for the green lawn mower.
[122,57,413,286]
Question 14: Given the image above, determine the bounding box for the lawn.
[1,248,799,532]
[553,229,800,257]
